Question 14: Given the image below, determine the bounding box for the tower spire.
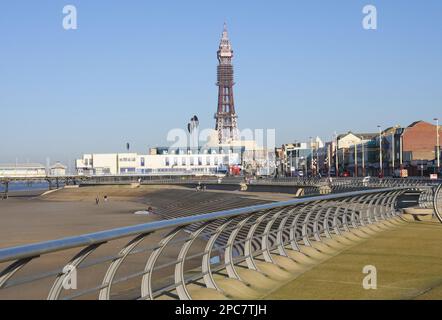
[222,22,228,39]
[215,23,238,144]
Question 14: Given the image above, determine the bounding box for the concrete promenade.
[264,219,442,300]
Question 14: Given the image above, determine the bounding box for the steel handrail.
[0,187,407,264]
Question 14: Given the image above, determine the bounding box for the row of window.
[117,168,220,175]
[84,156,232,169]
[159,149,238,155]
[164,156,230,167]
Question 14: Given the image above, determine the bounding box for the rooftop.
[0,163,45,169]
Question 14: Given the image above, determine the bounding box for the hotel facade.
[75,147,241,176]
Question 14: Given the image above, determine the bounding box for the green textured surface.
[265,220,442,300]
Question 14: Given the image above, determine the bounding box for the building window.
[165,157,170,166]
[141,157,145,167]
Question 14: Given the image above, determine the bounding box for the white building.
[204,129,276,176]
[337,132,376,150]
[75,150,241,176]
[49,162,67,176]
[0,164,46,178]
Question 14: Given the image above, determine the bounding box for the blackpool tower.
[215,23,239,144]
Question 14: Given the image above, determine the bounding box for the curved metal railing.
[0,186,436,300]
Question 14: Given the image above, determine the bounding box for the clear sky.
[1,0,441,168]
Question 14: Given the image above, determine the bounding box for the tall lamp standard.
[354,141,358,177]
[391,130,395,175]
[309,136,313,176]
[361,136,366,177]
[391,125,400,176]
[335,132,339,177]
[378,125,383,177]
[327,142,331,178]
[399,129,404,170]
[435,118,440,175]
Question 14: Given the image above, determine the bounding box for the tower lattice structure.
[215,23,239,144]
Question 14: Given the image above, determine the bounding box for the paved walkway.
[264,220,442,300]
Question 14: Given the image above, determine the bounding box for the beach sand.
[0,185,270,299]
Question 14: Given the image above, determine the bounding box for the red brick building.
[402,121,441,175]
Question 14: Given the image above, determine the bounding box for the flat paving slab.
[264,220,442,300]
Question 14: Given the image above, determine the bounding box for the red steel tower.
[215,23,239,144]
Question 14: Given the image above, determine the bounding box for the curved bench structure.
[0,185,440,300]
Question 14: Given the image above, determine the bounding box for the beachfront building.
[75,148,241,176]
[278,143,311,177]
[203,129,277,177]
[0,163,46,178]
[315,120,441,177]
[49,162,67,176]
[335,132,377,176]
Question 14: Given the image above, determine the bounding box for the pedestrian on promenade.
[95,196,100,205]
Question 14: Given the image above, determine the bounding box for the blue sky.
[1,0,441,167]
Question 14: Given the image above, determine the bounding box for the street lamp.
[354,140,358,177]
[391,125,400,176]
[399,129,403,170]
[361,136,366,176]
[378,125,383,177]
[435,118,440,174]
[327,142,331,178]
[335,132,339,177]
[309,136,313,176]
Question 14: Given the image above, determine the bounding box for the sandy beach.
[0,185,278,247]
[0,185,273,299]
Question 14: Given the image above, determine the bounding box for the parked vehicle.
[362,176,371,187]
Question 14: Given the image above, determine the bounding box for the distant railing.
[1,186,436,300]
[434,184,442,223]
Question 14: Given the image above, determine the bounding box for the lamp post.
[289,149,292,177]
[399,131,403,170]
[335,132,339,177]
[435,118,440,174]
[354,141,358,177]
[316,140,320,176]
[391,125,400,176]
[391,130,395,175]
[361,136,366,176]
[328,143,331,177]
[378,125,383,177]
[309,136,313,176]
